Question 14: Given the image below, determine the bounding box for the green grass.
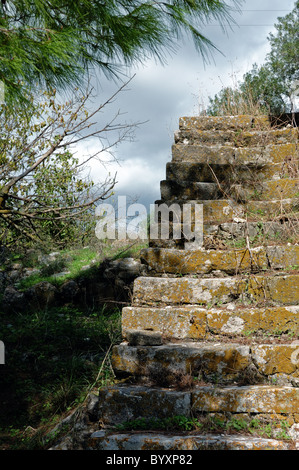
[114,415,293,441]
[0,239,149,450]
[0,304,122,449]
[15,240,147,291]
[115,415,203,433]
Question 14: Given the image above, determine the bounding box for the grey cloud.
[84,0,295,209]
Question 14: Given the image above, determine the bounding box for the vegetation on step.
[114,414,293,442]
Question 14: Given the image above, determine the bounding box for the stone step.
[152,197,299,228]
[171,142,297,165]
[122,305,299,340]
[206,219,299,242]
[245,198,299,221]
[132,274,299,307]
[112,342,299,385]
[160,180,221,201]
[232,178,299,202]
[140,245,299,275]
[192,385,299,415]
[149,220,298,249]
[153,198,243,227]
[96,385,191,425]
[175,128,298,147]
[88,431,295,450]
[178,115,271,131]
[94,384,299,425]
[160,178,299,203]
[166,162,292,184]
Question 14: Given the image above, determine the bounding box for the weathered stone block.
[122,306,207,340]
[112,342,251,383]
[161,177,298,204]
[166,161,289,184]
[133,276,238,306]
[97,385,191,425]
[179,115,271,132]
[266,245,299,269]
[154,198,245,225]
[166,161,231,183]
[160,180,221,201]
[251,344,299,378]
[192,385,299,414]
[171,143,297,165]
[140,246,268,274]
[88,432,292,451]
[231,178,299,202]
[207,305,299,337]
[153,197,298,227]
[140,245,299,275]
[125,329,163,346]
[149,219,298,248]
[258,274,299,304]
[175,127,298,147]
[132,274,299,307]
[122,305,299,340]
[207,220,298,242]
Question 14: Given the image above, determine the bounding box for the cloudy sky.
[75,0,296,216]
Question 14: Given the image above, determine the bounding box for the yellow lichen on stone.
[251,345,299,377]
[264,275,299,304]
[122,305,299,340]
[246,198,299,220]
[207,306,299,337]
[179,115,271,132]
[176,128,298,148]
[192,386,299,414]
[172,142,297,165]
[232,178,299,202]
[132,274,299,306]
[122,306,207,340]
[141,246,272,274]
[133,276,240,306]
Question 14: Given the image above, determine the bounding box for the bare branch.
[0,77,139,246]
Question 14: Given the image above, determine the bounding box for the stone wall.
[1,254,145,312]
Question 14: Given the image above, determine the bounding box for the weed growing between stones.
[113,412,295,442]
[204,175,298,251]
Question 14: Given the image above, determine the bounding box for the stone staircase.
[86,115,298,450]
